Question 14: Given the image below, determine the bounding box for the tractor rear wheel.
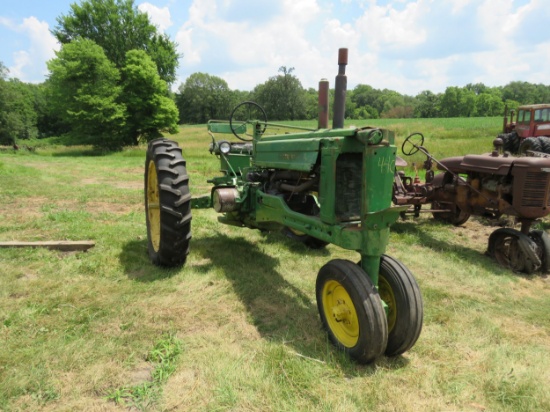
[487,228,541,274]
[431,200,470,226]
[519,137,542,155]
[378,255,423,356]
[529,230,550,273]
[538,136,550,154]
[145,138,192,267]
[316,259,388,363]
[498,131,520,153]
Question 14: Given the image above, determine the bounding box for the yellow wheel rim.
[322,280,359,348]
[146,160,161,252]
[288,227,306,236]
[378,276,397,332]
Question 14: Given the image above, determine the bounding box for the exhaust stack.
[332,48,348,129]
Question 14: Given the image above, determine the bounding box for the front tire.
[316,259,388,363]
[378,255,423,356]
[145,138,192,267]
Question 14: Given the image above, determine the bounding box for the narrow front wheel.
[378,255,423,356]
[316,259,387,363]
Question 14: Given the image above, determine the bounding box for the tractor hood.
[438,153,550,176]
[253,128,366,172]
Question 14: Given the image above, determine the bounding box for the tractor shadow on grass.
[391,219,512,275]
[118,233,411,371]
[191,233,409,373]
[192,234,319,345]
[119,239,182,281]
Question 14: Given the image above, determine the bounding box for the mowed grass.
[0,117,549,411]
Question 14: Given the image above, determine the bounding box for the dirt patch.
[448,218,499,251]
[81,177,142,190]
[126,362,154,386]
[18,272,38,281]
[86,201,140,215]
[113,181,142,190]
[81,178,101,185]
[0,196,48,220]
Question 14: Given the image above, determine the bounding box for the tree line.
[2,0,550,150]
[175,70,550,124]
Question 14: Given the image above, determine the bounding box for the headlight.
[219,141,231,154]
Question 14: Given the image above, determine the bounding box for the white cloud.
[138,2,173,32]
[0,16,17,30]
[6,16,59,82]
[354,1,427,52]
[10,50,32,80]
[175,0,327,89]
[168,0,550,94]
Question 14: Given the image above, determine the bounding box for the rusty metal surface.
[395,139,550,272]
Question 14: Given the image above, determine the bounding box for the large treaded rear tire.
[145,138,192,267]
[538,136,550,154]
[498,131,520,153]
[519,137,542,154]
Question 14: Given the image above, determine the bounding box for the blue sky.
[1,0,549,95]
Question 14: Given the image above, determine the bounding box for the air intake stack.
[318,78,329,129]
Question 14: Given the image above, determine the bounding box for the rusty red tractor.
[497,104,550,154]
[395,133,550,274]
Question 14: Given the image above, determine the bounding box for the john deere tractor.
[144,49,423,363]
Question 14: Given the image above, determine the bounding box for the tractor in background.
[144,49,423,364]
[395,133,550,274]
[496,104,550,154]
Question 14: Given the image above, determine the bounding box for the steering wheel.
[401,132,425,156]
[229,101,267,141]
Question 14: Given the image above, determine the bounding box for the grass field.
[1,117,549,411]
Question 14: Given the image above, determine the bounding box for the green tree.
[252,67,306,121]
[475,91,504,117]
[352,105,378,119]
[120,50,178,143]
[32,83,68,138]
[350,84,382,112]
[465,83,488,95]
[52,0,179,84]
[440,86,476,117]
[304,87,319,120]
[176,73,235,124]
[47,38,126,149]
[414,90,440,118]
[0,62,7,80]
[501,81,538,105]
[0,78,40,144]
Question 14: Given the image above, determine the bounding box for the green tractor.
[144,49,423,363]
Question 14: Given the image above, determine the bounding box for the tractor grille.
[335,153,362,221]
[521,172,550,207]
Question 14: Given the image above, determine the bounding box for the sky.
[1,0,549,96]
